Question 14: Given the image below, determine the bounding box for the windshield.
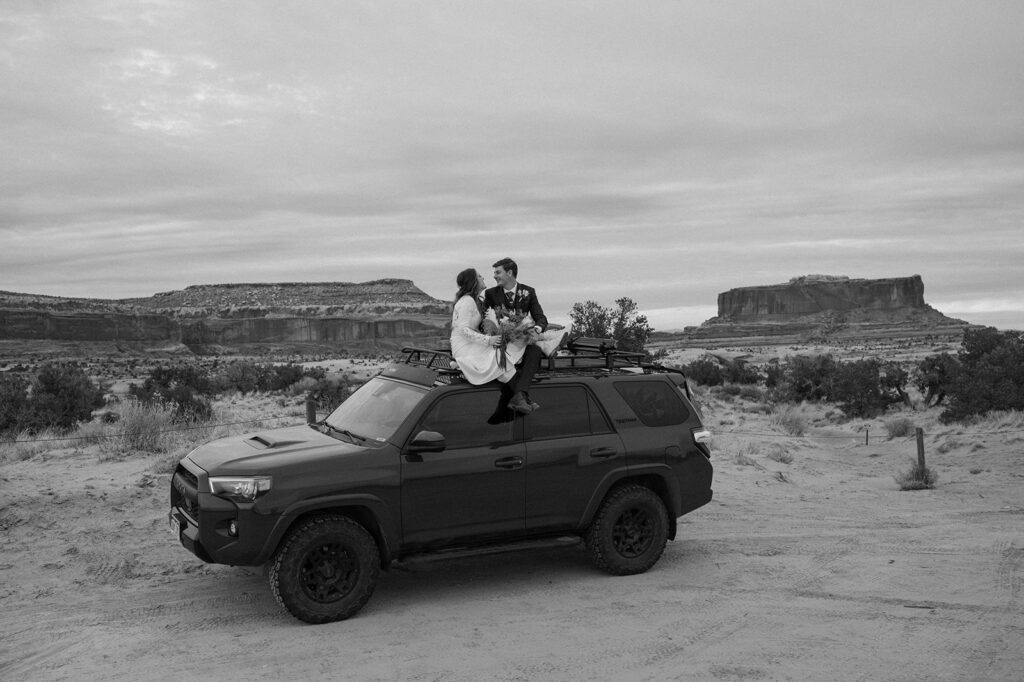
[324,377,426,442]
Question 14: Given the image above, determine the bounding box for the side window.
[614,380,689,427]
[417,390,512,449]
[529,386,611,440]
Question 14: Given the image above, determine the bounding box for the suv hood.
[184,424,366,475]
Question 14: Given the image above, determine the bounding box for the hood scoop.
[245,434,304,450]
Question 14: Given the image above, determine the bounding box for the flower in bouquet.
[491,307,533,370]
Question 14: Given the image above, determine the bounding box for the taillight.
[691,427,712,458]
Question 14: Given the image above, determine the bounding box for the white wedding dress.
[450,295,522,384]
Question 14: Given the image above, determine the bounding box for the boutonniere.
[518,289,530,301]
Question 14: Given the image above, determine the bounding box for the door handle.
[589,447,617,459]
[494,456,524,469]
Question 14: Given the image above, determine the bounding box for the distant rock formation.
[717,275,927,320]
[685,274,970,343]
[0,280,451,354]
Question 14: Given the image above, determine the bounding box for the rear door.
[400,388,526,548]
[523,384,624,533]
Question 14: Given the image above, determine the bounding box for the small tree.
[941,327,1024,423]
[568,297,653,354]
[780,355,837,403]
[832,359,885,418]
[16,364,105,433]
[0,374,30,432]
[914,352,960,407]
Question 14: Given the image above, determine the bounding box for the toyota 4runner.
[169,339,713,623]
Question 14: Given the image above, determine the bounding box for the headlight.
[208,476,272,503]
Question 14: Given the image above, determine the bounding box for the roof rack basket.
[401,336,672,378]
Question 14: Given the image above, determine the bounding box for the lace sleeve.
[452,297,491,344]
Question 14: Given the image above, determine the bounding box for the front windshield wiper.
[320,422,369,444]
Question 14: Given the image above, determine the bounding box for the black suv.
[169,340,713,623]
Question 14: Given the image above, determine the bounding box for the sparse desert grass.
[936,438,963,454]
[765,443,794,464]
[734,451,759,467]
[770,404,810,437]
[884,416,916,439]
[895,458,938,490]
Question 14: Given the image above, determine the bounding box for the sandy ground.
[1,397,1023,681]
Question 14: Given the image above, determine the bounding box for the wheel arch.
[581,468,680,541]
[262,496,398,567]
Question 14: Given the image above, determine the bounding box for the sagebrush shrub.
[895,458,938,490]
[770,405,809,436]
[684,358,724,386]
[1,364,104,434]
[884,416,916,439]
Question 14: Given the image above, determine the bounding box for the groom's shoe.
[508,392,534,414]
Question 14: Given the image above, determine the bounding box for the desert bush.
[0,373,30,433]
[721,358,761,385]
[770,404,809,436]
[117,399,178,453]
[779,355,836,403]
[884,416,916,439]
[894,458,938,490]
[737,384,765,402]
[308,376,353,412]
[129,364,214,422]
[4,364,105,434]
[684,358,724,386]
[765,444,793,464]
[831,359,886,418]
[879,362,913,408]
[941,327,1024,423]
[914,352,960,407]
[734,451,759,467]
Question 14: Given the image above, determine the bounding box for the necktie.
[505,290,515,308]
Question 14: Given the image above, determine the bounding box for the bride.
[450,268,525,386]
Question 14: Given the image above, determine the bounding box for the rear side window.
[417,390,512,449]
[614,380,689,427]
[528,386,611,440]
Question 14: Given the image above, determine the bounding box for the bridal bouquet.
[483,307,534,370]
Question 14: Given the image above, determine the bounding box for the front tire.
[268,514,380,624]
[585,484,669,575]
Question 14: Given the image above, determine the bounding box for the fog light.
[228,520,238,537]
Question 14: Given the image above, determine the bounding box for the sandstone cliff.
[686,274,969,343]
[0,280,451,353]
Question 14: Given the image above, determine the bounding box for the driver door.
[400,388,525,549]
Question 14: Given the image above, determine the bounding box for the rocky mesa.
[0,280,451,354]
[683,274,971,344]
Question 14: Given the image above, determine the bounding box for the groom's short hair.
[493,257,518,277]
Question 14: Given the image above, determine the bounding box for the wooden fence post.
[915,427,926,469]
[865,427,869,445]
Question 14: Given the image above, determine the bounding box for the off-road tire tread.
[585,484,669,576]
[268,514,380,624]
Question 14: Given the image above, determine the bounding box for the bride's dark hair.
[454,268,479,304]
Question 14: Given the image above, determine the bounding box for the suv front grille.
[171,465,200,521]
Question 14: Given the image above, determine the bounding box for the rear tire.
[585,484,669,575]
[268,514,380,624]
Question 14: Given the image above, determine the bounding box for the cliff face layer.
[0,280,450,353]
[687,274,969,343]
[717,275,927,320]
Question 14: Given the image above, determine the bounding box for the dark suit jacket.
[483,283,548,332]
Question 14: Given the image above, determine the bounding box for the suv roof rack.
[400,336,682,380]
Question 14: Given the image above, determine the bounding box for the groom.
[484,257,547,414]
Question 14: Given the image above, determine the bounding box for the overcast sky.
[3,1,1022,330]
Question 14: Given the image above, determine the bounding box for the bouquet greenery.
[482,307,534,370]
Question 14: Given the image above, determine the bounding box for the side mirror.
[408,430,446,454]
